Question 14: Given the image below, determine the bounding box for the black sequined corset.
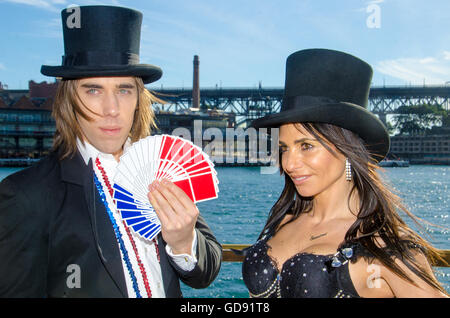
[242,229,361,298]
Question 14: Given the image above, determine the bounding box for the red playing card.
[178,148,202,170]
[184,160,211,174]
[171,141,194,163]
[165,146,204,179]
[158,135,174,158]
[162,140,195,179]
[185,166,212,177]
[181,151,205,168]
[157,135,175,179]
[166,138,185,160]
[173,178,194,202]
[159,138,186,179]
[170,160,213,180]
[190,173,218,202]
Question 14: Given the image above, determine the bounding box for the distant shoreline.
[0,158,276,168]
[1,159,449,168]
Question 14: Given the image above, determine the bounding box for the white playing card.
[113,134,219,242]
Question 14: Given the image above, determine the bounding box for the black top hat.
[252,48,389,161]
[41,5,162,84]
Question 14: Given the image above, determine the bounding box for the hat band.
[62,51,140,67]
[283,95,338,111]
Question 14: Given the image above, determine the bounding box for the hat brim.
[251,102,390,161]
[40,64,162,84]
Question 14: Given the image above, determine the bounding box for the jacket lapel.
[60,152,128,297]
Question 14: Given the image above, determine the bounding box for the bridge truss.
[149,86,450,126]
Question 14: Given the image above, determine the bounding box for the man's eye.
[279,146,287,153]
[119,89,133,95]
[301,143,313,150]
[86,89,99,94]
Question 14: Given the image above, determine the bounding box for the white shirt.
[76,138,198,297]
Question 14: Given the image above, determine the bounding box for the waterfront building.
[1,81,448,165]
[0,95,55,158]
[390,134,450,164]
[0,82,242,161]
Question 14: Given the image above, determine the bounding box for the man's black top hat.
[252,48,390,161]
[41,5,162,84]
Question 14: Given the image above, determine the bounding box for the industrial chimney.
[192,55,200,109]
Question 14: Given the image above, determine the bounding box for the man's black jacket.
[0,150,222,297]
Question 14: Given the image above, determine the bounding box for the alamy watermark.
[166,120,280,175]
[366,1,382,29]
[66,264,81,289]
[66,5,81,29]
[366,264,382,289]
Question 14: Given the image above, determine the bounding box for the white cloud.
[2,0,121,11]
[0,63,6,70]
[375,51,450,85]
[443,51,450,60]
[353,0,385,12]
[2,0,64,12]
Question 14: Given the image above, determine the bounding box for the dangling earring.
[345,158,352,182]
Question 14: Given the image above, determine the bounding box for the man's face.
[75,76,138,161]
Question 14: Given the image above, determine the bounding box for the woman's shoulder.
[348,236,426,261]
[341,237,439,297]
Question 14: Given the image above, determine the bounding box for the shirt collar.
[77,137,132,166]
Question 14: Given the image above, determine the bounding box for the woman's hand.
[147,179,199,255]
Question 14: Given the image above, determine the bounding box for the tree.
[442,111,450,127]
[392,104,447,135]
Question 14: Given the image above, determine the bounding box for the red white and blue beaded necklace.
[93,157,160,298]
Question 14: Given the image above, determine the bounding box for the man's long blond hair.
[51,77,163,159]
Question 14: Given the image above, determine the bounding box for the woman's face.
[279,123,347,198]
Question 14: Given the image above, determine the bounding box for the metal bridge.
[149,85,450,126]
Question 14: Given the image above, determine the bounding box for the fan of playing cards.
[112,134,219,241]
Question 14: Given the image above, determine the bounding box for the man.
[0,5,221,297]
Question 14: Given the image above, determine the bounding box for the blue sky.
[0,0,449,89]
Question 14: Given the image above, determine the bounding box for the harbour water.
[0,165,449,297]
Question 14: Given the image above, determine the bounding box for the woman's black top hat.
[252,48,390,161]
[41,5,162,84]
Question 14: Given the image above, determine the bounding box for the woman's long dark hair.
[260,122,448,294]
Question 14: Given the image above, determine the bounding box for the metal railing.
[221,244,450,267]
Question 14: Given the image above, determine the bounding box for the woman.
[243,49,448,298]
